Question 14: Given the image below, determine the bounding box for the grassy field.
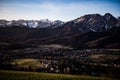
[89,54,119,60]
[0,70,113,80]
[12,59,40,66]
[11,58,49,68]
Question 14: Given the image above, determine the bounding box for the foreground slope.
[0,70,113,80]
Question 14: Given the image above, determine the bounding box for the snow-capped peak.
[36,19,64,28]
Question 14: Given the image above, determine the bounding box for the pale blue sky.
[0,0,120,21]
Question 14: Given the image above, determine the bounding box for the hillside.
[0,26,120,49]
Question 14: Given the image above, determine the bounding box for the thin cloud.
[0,1,120,21]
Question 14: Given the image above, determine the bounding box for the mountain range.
[0,19,64,28]
[0,13,120,49]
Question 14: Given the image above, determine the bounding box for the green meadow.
[0,70,113,80]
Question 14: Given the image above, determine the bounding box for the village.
[0,44,120,77]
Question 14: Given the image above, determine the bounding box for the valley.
[0,13,120,80]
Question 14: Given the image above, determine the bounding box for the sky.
[0,0,120,21]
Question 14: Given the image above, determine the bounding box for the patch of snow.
[89,28,96,32]
[27,21,38,28]
[88,18,93,22]
[6,21,12,25]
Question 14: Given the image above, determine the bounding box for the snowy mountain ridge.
[0,19,64,28]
